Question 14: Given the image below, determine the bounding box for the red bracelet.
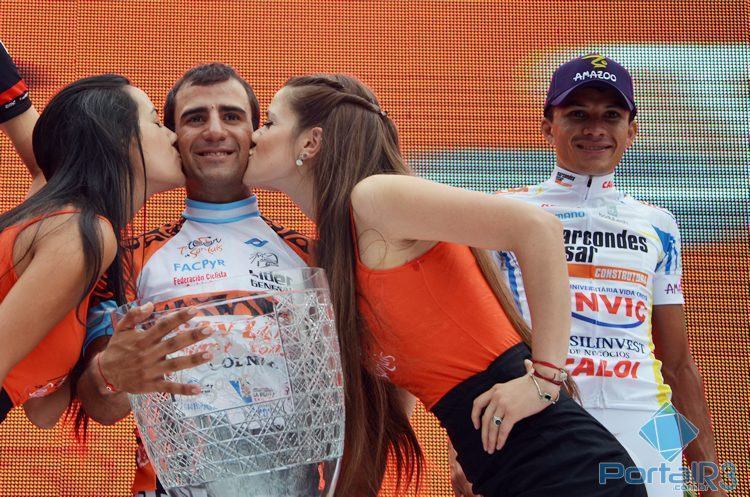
[531,359,568,385]
[96,353,118,393]
[531,359,563,371]
[533,370,563,387]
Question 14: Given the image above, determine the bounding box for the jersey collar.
[546,165,617,201]
[183,195,260,224]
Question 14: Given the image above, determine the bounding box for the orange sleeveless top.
[355,240,522,409]
[0,211,92,406]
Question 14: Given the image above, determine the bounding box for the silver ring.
[492,415,503,426]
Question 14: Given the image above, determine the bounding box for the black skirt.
[432,343,647,497]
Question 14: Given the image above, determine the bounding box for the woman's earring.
[296,153,306,167]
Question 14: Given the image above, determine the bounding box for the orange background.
[1,1,749,495]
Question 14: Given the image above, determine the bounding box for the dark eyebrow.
[179,104,248,121]
[150,108,158,116]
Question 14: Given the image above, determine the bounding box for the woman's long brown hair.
[283,74,575,496]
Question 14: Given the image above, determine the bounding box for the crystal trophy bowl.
[114,268,345,497]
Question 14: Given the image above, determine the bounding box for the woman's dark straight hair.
[0,74,146,437]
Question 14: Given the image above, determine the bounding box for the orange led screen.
[0,1,748,495]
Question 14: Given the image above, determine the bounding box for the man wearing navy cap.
[450,54,727,497]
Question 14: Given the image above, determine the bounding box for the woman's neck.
[281,176,316,221]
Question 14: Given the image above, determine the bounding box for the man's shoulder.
[261,216,314,262]
[127,218,186,254]
[622,196,679,228]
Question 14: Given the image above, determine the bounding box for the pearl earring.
[296,153,306,167]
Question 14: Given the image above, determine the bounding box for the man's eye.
[606,111,623,119]
[188,115,204,124]
[225,113,241,121]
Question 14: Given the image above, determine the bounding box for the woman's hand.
[97,303,214,395]
[470,360,560,454]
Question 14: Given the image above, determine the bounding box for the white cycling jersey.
[497,166,684,410]
[84,195,312,494]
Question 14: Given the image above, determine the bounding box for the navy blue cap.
[545,54,636,117]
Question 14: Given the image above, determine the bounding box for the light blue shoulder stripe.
[183,212,261,224]
[185,195,257,211]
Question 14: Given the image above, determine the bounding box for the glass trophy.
[113,269,345,496]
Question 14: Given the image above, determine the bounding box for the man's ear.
[626,119,638,149]
[541,117,555,146]
[301,126,323,160]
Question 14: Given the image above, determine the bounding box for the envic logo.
[573,291,647,328]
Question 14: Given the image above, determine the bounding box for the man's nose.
[582,118,607,137]
[203,113,227,141]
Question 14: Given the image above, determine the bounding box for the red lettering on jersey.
[635,301,647,322]
[575,292,599,312]
[602,180,614,189]
[613,361,631,378]
[630,361,641,378]
[596,360,614,377]
[570,358,641,378]
[600,295,622,315]
[572,357,595,376]
[576,292,648,322]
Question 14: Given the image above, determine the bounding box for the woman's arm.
[395,386,417,418]
[351,174,570,367]
[0,215,116,386]
[351,174,571,452]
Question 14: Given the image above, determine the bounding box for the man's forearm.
[666,362,719,465]
[77,356,131,425]
[0,105,42,182]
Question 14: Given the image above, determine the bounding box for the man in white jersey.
[451,55,726,497]
[76,64,315,496]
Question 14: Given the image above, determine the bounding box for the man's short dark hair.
[163,63,260,131]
